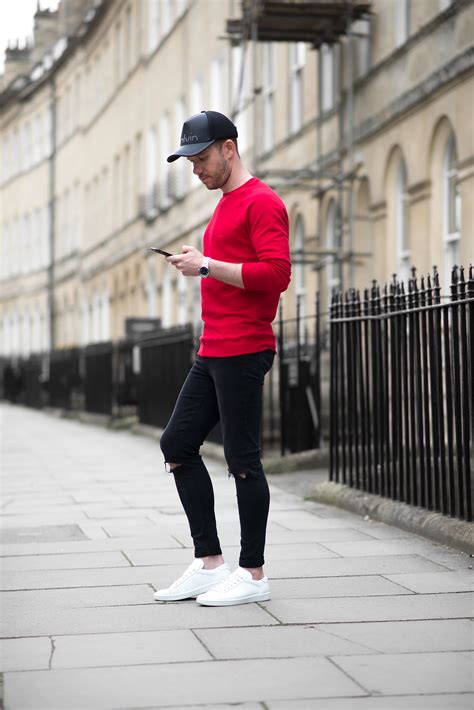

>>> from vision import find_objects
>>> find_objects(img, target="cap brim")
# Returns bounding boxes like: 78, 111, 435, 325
167, 140, 216, 163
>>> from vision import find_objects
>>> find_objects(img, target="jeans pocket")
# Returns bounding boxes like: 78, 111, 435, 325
259, 349, 275, 377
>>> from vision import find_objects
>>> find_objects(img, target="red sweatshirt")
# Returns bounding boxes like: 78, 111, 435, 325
198, 177, 291, 357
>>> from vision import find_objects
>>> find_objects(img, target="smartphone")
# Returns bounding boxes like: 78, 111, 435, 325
149, 247, 173, 257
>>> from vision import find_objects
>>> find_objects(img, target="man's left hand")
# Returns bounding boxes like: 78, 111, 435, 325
167, 245, 203, 276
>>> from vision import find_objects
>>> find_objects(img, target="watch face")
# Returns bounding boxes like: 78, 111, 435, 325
199, 266, 209, 277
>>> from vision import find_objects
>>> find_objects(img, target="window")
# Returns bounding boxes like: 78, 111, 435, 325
123, 146, 131, 222
2, 136, 9, 182
210, 56, 226, 114
159, 113, 172, 208
81, 295, 89, 345
148, 0, 159, 52
394, 0, 409, 48
23, 122, 32, 171
177, 273, 188, 324
34, 114, 42, 164
74, 73, 81, 130
160, 0, 172, 39
115, 21, 122, 85
146, 127, 157, 214
23, 213, 31, 273
443, 134, 461, 292
191, 77, 204, 184
176, 0, 187, 17
395, 160, 410, 282
289, 42, 305, 133
44, 106, 52, 158
134, 133, 143, 214
145, 260, 157, 317
326, 200, 343, 299
174, 98, 187, 198
231, 45, 250, 153
161, 264, 172, 328
294, 215, 306, 343
2, 223, 9, 278
12, 128, 20, 175
124, 5, 132, 75
320, 43, 335, 113
354, 18, 371, 78
101, 290, 110, 341
262, 44, 275, 153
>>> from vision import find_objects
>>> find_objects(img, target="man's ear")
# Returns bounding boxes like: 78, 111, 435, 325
224, 139, 236, 158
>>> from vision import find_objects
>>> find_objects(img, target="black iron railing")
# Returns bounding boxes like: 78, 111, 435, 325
330, 265, 473, 522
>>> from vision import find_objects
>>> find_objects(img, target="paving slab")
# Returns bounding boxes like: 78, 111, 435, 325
268, 574, 413, 599
266, 694, 474, 709
384, 571, 474, 593
3, 657, 366, 709
0, 584, 154, 610
315, 618, 474, 653
0, 524, 88, 544
0, 563, 192, 590
331, 651, 473, 695
265, 592, 474, 624
1, 550, 131, 571
264, 554, 448, 578
0, 637, 52, 672
0, 533, 185, 556
1, 597, 277, 637
194, 624, 374, 659
320, 539, 454, 557
51, 629, 212, 668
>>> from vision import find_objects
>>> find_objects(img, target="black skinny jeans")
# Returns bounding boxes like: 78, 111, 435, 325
160, 349, 274, 568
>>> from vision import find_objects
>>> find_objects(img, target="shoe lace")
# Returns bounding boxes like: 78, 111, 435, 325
209, 570, 245, 594
169, 563, 199, 590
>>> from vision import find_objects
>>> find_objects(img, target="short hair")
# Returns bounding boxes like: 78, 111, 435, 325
215, 137, 239, 156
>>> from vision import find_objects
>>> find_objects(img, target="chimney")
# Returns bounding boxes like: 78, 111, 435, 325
57, 0, 95, 38
30, 7, 61, 65
2, 41, 33, 87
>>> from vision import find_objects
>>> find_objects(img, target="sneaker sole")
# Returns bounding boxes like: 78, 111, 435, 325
154, 578, 230, 602
196, 592, 271, 606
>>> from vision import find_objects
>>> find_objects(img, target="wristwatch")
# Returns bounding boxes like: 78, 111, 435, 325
199, 256, 210, 278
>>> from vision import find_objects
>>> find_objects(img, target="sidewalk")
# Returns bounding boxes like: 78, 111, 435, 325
1, 402, 472, 710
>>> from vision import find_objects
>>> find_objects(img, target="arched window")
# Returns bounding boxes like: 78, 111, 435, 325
395, 160, 410, 282
326, 199, 342, 299
443, 133, 461, 292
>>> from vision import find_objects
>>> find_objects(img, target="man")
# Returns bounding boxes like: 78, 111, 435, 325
154, 110, 291, 606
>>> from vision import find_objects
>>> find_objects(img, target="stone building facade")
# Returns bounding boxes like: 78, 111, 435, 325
0, 0, 472, 357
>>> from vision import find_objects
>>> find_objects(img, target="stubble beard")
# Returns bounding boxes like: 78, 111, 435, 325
204, 154, 232, 191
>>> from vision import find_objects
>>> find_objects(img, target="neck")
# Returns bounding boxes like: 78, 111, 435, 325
221, 161, 253, 194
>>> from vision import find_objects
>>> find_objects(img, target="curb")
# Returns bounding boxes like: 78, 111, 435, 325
311, 480, 474, 555
262, 448, 330, 474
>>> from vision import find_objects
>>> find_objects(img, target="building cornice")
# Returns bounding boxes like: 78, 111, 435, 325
0, 1, 109, 110
353, 0, 472, 92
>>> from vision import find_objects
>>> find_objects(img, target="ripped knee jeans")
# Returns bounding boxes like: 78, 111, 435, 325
160, 350, 274, 568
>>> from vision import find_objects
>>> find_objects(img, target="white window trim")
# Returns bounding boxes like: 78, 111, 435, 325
395, 161, 410, 281
394, 0, 409, 49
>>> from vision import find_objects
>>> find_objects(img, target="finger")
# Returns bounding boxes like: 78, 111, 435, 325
167, 255, 182, 264
181, 245, 194, 253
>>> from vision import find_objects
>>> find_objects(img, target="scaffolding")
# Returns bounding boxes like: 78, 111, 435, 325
226, 0, 373, 289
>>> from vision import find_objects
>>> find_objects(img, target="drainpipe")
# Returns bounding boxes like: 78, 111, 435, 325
47, 75, 56, 351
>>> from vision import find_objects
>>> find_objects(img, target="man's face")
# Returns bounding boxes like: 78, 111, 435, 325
187, 142, 232, 190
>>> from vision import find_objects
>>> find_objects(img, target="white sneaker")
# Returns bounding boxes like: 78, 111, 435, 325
153, 559, 231, 601
196, 567, 270, 606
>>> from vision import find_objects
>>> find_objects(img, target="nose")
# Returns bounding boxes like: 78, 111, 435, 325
192, 164, 201, 176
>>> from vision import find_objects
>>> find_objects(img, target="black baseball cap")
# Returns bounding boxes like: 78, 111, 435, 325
167, 110, 238, 163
